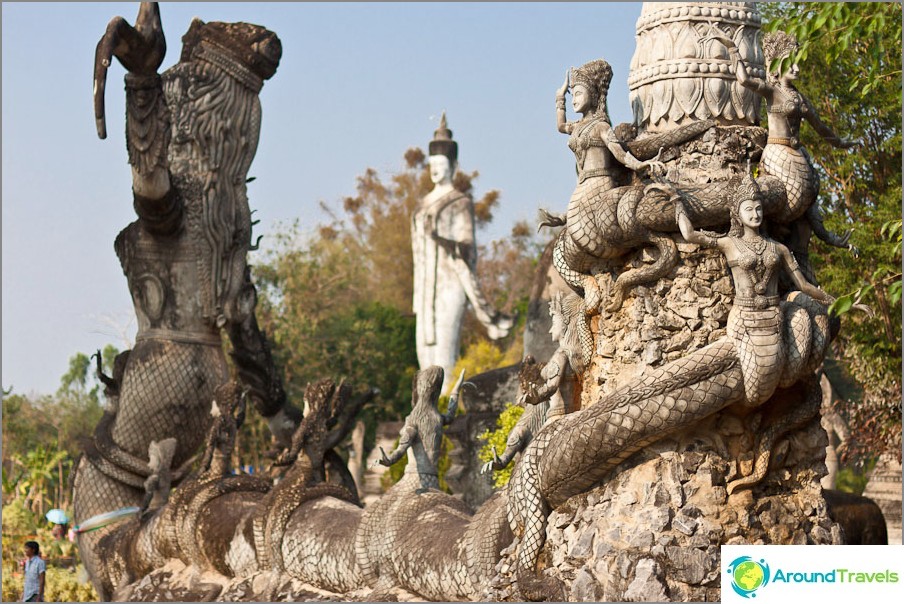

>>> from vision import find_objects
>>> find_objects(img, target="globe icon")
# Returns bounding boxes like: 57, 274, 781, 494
733, 560, 765, 592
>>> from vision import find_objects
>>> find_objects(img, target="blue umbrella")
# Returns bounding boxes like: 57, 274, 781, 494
46, 509, 69, 525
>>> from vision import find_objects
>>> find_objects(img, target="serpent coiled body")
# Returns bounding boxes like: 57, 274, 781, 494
507, 287, 831, 600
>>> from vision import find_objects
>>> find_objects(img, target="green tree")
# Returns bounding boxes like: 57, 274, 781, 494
761, 2, 902, 462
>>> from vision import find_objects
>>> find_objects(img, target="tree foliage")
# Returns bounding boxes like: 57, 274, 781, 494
1, 352, 112, 603
761, 2, 902, 461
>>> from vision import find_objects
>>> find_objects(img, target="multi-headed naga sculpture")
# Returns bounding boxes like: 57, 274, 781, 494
72, 3, 300, 596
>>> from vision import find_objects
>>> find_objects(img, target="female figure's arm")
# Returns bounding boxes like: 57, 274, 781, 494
702, 30, 771, 96
377, 425, 418, 467
441, 370, 467, 425
778, 244, 835, 305
482, 421, 530, 473
519, 351, 567, 406
801, 96, 859, 149
556, 72, 574, 134
676, 202, 721, 248
602, 123, 664, 174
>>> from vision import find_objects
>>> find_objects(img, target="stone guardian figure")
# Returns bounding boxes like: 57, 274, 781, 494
73, 4, 298, 594
411, 113, 513, 391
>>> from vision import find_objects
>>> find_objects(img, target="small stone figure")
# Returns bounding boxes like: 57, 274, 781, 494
818, 370, 850, 490
480, 357, 549, 476
412, 114, 514, 392
702, 28, 859, 277
376, 367, 468, 491
521, 292, 586, 422
141, 438, 177, 512
197, 381, 246, 479
485, 291, 588, 480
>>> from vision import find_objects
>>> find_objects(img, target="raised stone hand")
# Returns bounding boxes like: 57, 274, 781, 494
555, 69, 570, 99
698, 21, 735, 49
94, 2, 166, 139
373, 446, 392, 468
480, 446, 503, 475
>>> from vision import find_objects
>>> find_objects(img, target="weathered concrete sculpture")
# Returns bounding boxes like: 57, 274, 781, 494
545, 57, 721, 314
500, 174, 846, 600
675, 172, 835, 409
702, 27, 859, 279
412, 114, 514, 390
818, 370, 849, 490
73, 3, 872, 602
72, 3, 298, 596
91, 369, 514, 602
482, 290, 587, 479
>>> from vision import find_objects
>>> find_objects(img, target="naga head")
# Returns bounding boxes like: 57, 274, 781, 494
162, 19, 281, 178
571, 59, 613, 121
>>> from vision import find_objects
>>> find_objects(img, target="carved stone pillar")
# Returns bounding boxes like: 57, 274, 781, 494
629, 2, 766, 132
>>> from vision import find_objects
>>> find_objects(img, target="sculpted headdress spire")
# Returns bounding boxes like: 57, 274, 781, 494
428, 111, 458, 163
735, 168, 762, 204
572, 59, 612, 95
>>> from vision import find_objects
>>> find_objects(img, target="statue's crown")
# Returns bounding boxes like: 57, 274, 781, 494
736, 169, 762, 203
428, 111, 458, 163
181, 19, 282, 91
762, 30, 798, 63
573, 59, 613, 94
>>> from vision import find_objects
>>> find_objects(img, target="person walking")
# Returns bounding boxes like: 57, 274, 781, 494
21, 541, 45, 602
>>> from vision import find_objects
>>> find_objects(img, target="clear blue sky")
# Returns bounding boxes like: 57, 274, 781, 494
2, 2, 645, 396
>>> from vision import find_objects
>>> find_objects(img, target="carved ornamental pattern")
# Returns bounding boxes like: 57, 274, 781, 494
629, 2, 765, 131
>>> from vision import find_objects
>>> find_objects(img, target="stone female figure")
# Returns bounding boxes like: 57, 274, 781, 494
703, 28, 859, 278
376, 367, 467, 491
481, 292, 586, 476
676, 172, 841, 407
551, 59, 664, 310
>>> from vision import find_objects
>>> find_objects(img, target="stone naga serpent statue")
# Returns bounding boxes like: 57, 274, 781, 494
547, 55, 857, 314
88, 368, 515, 602
507, 172, 846, 601
72, 4, 301, 596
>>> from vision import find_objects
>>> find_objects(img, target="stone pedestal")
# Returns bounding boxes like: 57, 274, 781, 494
862, 454, 903, 544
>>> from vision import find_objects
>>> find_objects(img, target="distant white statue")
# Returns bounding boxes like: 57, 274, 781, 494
411, 113, 514, 391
